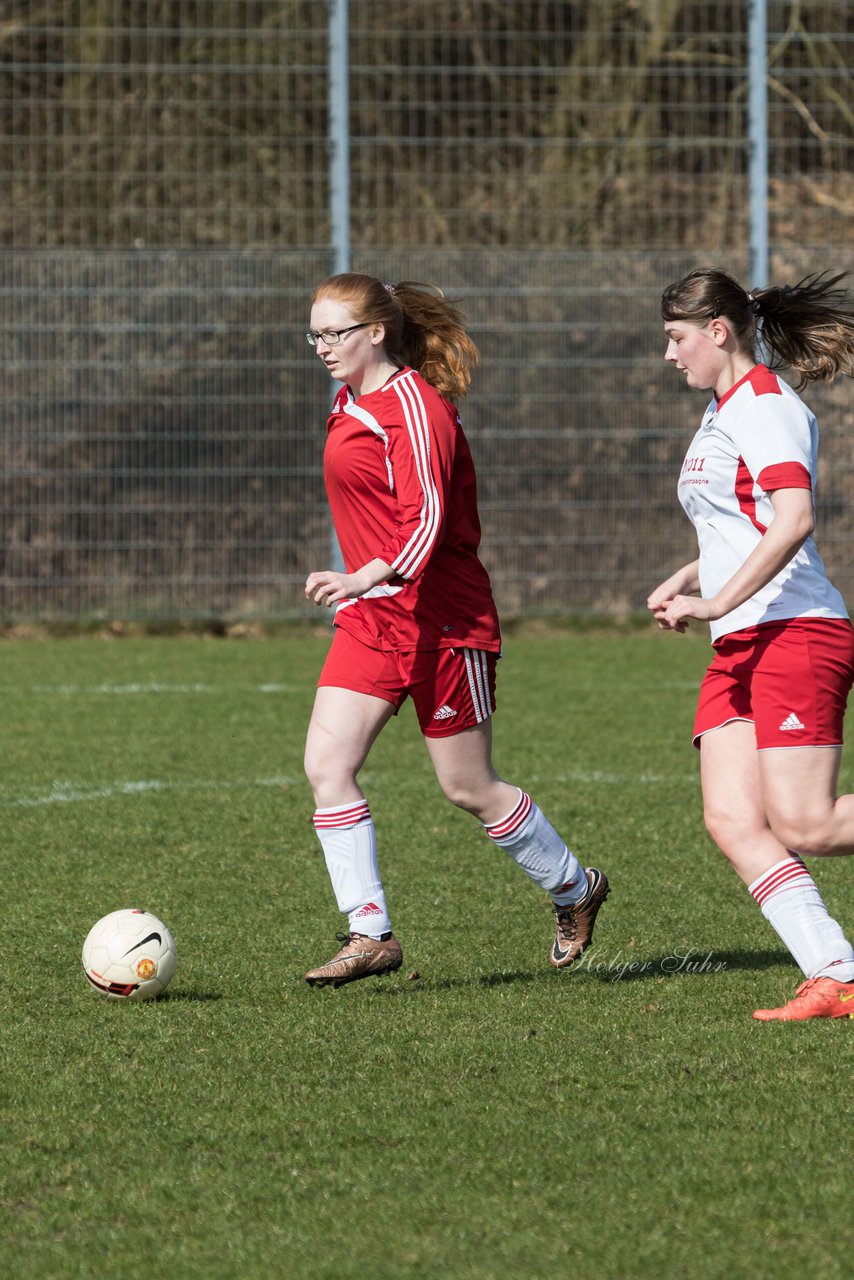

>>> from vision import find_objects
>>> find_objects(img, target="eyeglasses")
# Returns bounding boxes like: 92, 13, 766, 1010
305, 323, 368, 347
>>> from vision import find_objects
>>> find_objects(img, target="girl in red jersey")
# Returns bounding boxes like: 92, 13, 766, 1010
301, 273, 609, 987
648, 267, 854, 1021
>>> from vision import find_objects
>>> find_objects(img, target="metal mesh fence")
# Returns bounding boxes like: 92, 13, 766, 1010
1, 2, 853, 619
0, 249, 328, 617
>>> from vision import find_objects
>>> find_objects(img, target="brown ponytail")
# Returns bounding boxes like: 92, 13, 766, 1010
661, 267, 854, 388
311, 273, 479, 400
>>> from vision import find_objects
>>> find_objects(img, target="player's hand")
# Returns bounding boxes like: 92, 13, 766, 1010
647, 563, 700, 629
648, 597, 689, 633
304, 570, 355, 608
662, 593, 722, 628
647, 580, 692, 632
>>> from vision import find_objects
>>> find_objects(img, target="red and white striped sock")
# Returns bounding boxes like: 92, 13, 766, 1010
749, 855, 854, 981
484, 789, 587, 903
313, 801, 391, 938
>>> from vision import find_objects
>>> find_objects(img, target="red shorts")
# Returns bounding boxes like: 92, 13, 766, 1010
693, 618, 854, 750
318, 626, 499, 738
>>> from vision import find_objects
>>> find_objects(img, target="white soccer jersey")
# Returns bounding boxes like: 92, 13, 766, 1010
677, 364, 848, 642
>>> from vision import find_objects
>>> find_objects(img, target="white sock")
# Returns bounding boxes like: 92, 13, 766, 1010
749, 855, 854, 981
484, 789, 587, 902
313, 801, 392, 938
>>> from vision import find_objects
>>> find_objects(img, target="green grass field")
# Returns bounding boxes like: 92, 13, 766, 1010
1, 626, 851, 1280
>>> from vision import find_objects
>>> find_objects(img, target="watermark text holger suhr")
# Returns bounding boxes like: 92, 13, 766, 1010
571, 947, 727, 982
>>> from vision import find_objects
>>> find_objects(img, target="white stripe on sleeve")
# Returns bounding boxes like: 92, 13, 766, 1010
390, 373, 442, 579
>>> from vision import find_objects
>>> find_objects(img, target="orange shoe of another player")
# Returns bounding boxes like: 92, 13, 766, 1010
753, 975, 854, 1022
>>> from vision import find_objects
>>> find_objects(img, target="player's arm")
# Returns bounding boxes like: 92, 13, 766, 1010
647, 560, 700, 633
662, 489, 814, 627
305, 417, 449, 608
305, 558, 395, 608
374, 400, 451, 581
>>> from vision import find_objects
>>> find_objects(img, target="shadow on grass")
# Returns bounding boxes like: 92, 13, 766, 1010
159, 989, 224, 1002
477, 970, 538, 988
363, 970, 539, 995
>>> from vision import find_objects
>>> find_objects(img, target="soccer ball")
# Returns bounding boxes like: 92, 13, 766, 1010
82, 909, 177, 1001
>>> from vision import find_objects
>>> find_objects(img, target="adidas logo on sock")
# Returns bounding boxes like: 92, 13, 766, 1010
354, 902, 383, 918
779, 712, 806, 732
432, 704, 457, 720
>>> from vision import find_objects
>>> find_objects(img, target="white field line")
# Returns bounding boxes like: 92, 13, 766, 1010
0, 681, 697, 697
0, 768, 697, 810
0, 776, 300, 809
14, 682, 298, 695
553, 770, 698, 785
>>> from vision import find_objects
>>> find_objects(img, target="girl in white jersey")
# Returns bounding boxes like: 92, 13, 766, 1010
300, 273, 609, 988
648, 267, 854, 1021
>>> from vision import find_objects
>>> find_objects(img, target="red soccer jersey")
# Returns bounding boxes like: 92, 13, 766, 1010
323, 366, 501, 653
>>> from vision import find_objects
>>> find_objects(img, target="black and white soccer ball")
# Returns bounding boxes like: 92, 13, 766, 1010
82, 909, 177, 1000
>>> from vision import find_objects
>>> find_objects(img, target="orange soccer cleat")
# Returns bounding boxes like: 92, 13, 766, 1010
753, 975, 854, 1022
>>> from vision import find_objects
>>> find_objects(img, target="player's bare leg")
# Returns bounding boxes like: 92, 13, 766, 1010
759, 743, 854, 856
426, 721, 609, 966
304, 686, 401, 987
700, 722, 854, 1016
304, 685, 395, 809
423, 718, 515, 823
700, 721, 792, 886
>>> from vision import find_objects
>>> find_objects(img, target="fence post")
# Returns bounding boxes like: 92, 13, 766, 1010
748, 0, 768, 289
328, 0, 349, 575
329, 0, 350, 277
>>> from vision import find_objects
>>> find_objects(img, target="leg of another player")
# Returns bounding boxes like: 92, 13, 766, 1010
700, 722, 854, 987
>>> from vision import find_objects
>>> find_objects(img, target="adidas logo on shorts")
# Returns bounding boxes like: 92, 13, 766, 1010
432, 704, 457, 720
779, 712, 806, 732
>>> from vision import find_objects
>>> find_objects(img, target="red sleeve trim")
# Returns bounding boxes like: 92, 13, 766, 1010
757, 462, 812, 493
